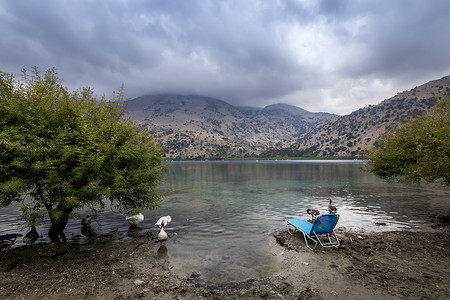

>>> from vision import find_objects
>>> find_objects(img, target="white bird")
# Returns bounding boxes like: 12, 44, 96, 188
328, 198, 338, 213
155, 216, 172, 228
23, 227, 39, 245
126, 213, 144, 227
157, 226, 168, 245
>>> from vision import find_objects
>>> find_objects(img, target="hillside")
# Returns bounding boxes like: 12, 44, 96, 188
125, 76, 450, 159
290, 75, 450, 157
125, 95, 337, 159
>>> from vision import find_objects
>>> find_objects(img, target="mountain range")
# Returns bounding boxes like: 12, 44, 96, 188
125, 75, 450, 159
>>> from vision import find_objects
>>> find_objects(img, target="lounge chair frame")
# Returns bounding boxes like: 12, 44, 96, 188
286, 214, 340, 251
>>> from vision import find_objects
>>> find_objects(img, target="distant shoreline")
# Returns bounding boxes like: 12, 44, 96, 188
164, 157, 365, 162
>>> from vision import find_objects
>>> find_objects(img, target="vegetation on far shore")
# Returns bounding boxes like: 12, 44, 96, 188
165, 156, 362, 161
365, 97, 449, 186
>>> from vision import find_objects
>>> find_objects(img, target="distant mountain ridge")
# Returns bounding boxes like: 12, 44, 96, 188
125, 94, 337, 159
291, 75, 450, 157
125, 76, 450, 159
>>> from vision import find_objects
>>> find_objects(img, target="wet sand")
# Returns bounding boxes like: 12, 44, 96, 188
1, 216, 449, 299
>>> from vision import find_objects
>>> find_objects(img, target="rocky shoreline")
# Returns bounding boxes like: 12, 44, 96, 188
1, 218, 449, 299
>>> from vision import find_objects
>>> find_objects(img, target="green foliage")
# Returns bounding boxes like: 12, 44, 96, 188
0, 67, 165, 229
365, 97, 450, 185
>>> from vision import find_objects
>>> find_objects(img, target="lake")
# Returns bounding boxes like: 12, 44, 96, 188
1, 160, 449, 283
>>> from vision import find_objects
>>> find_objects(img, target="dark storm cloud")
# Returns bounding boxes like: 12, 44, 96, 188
1, 0, 449, 114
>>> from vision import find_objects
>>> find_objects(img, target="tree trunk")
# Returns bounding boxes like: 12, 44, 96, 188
48, 218, 69, 242
48, 207, 72, 243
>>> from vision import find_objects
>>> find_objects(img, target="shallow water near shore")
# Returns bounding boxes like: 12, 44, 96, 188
1, 160, 449, 283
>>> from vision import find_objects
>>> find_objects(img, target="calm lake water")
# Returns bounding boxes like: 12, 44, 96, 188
1, 160, 449, 283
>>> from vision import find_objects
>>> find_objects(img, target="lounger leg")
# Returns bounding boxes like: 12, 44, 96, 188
302, 232, 318, 251
326, 231, 340, 248
314, 232, 340, 248
332, 231, 341, 247
286, 222, 295, 235
327, 234, 333, 244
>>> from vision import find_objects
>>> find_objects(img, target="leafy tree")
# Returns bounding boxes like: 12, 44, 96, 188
0, 67, 165, 242
365, 97, 449, 185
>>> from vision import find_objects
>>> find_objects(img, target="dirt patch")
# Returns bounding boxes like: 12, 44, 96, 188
1, 218, 449, 300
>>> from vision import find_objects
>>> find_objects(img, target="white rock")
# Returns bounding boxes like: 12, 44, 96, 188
133, 279, 145, 286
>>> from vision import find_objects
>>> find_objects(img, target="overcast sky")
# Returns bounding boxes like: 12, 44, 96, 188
1, 0, 449, 115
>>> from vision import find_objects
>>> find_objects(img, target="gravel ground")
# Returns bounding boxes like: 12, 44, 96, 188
1, 217, 449, 299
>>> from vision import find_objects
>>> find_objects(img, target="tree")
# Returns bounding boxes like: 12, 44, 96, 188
365, 97, 450, 185
0, 67, 165, 242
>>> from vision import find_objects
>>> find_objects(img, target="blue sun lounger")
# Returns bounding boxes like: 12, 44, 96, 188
286, 214, 340, 251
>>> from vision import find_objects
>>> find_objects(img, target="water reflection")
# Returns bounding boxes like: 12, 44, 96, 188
1, 160, 449, 283
156, 245, 168, 259
127, 226, 143, 237
81, 225, 94, 237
